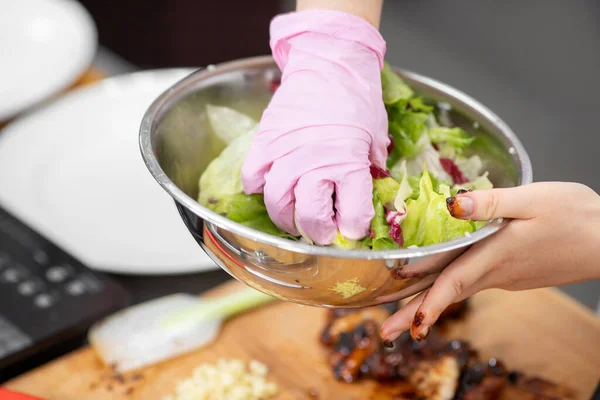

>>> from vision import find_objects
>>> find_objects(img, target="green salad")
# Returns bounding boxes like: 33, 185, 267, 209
198, 63, 494, 250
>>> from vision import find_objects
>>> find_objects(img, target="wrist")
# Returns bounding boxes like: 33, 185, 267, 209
270, 9, 386, 71
296, 0, 383, 28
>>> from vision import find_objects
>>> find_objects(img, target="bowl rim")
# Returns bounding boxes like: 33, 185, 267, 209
139, 55, 533, 260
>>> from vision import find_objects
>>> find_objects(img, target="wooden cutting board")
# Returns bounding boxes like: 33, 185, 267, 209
3, 281, 600, 400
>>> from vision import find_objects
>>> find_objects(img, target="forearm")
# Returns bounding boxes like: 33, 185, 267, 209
296, 0, 383, 28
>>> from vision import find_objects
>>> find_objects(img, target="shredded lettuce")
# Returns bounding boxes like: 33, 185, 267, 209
468, 135, 511, 166
373, 176, 400, 206
402, 168, 474, 247
332, 232, 369, 250
206, 104, 257, 145
390, 160, 413, 211
198, 126, 257, 206
401, 134, 452, 184
208, 192, 265, 222
360, 235, 373, 248
429, 126, 475, 152
388, 107, 428, 159
470, 220, 489, 231
381, 62, 414, 104
371, 192, 399, 250
385, 95, 434, 167
239, 210, 298, 239
198, 126, 295, 239
407, 97, 434, 113
453, 172, 494, 192
455, 155, 484, 181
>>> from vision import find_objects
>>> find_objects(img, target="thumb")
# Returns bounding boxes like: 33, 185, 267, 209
446, 184, 542, 221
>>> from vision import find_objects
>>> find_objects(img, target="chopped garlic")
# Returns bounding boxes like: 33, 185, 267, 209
163, 358, 277, 400
330, 278, 366, 298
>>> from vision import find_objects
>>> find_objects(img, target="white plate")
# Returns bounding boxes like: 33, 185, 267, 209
0, 0, 97, 121
0, 69, 219, 275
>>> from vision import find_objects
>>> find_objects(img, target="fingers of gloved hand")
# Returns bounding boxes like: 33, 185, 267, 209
381, 244, 494, 342
241, 144, 269, 195
294, 170, 337, 245
368, 108, 390, 169
262, 161, 299, 236
260, 139, 365, 238
258, 128, 373, 239
379, 291, 426, 343
447, 183, 550, 221
334, 167, 375, 240
243, 124, 369, 196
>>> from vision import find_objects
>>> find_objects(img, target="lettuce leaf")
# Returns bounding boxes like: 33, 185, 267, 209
470, 220, 489, 231
453, 172, 494, 192
205, 192, 296, 239
332, 232, 369, 250
373, 176, 400, 206
382, 63, 434, 167
369, 171, 403, 250
455, 155, 484, 181
198, 125, 296, 239
381, 62, 414, 105
208, 192, 265, 222
198, 126, 257, 206
404, 172, 442, 201
360, 235, 373, 248
429, 126, 474, 152
408, 97, 434, 113
390, 160, 413, 210
385, 99, 434, 167
206, 104, 258, 145
402, 134, 452, 184
388, 108, 428, 160
371, 191, 400, 250
402, 168, 474, 247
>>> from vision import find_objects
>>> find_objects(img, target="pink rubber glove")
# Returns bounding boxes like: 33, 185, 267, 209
241, 10, 388, 245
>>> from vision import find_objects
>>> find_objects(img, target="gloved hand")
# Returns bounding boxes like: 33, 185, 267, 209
241, 10, 389, 245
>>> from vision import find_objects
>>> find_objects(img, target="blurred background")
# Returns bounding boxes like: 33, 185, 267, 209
79, 0, 600, 310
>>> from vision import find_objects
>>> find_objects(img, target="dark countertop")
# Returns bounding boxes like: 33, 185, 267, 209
97, 0, 600, 312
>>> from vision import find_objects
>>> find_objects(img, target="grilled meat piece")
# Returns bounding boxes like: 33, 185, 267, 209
410, 356, 460, 400
454, 360, 507, 400
462, 376, 505, 400
328, 307, 391, 343
330, 320, 381, 383
321, 306, 393, 346
321, 304, 574, 400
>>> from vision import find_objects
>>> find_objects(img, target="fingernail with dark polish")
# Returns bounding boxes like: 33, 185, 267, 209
413, 312, 425, 327
382, 340, 394, 348
446, 196, 474, 218
413, 326, 430, 342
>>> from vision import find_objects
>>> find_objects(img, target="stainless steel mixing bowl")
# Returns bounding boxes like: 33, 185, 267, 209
140, 56, 532, 307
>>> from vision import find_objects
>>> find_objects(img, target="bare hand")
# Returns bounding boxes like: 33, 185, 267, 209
380, 182, 600, 342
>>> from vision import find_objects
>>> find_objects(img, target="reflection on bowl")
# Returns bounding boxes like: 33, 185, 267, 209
139, 56, 532, 308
